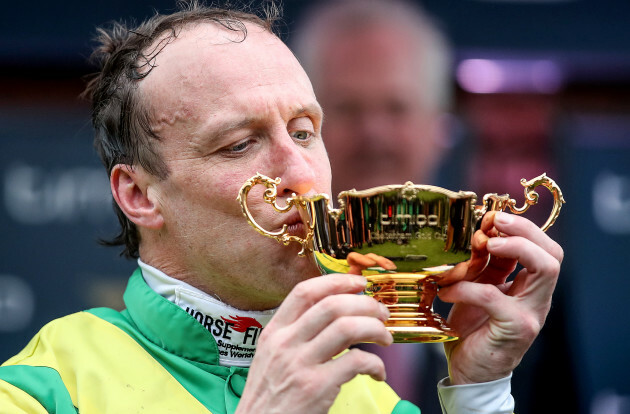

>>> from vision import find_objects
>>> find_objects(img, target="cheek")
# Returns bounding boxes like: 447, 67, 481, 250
162, 168, 241, 223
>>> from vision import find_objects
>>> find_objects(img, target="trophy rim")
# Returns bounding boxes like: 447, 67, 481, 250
338, 182, 477, 200
291, 183, 477, 205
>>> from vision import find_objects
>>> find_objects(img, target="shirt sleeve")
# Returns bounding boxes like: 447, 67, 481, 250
437, 374, 514, 414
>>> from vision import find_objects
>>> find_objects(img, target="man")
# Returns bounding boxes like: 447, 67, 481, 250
291, 1, 455, 410
0, 2, 563, 413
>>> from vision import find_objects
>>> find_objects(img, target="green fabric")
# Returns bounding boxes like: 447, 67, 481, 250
393, 399, 422, 414
87, 269, 249, 413
3, 267, 421, 413
0, 365, 78, 414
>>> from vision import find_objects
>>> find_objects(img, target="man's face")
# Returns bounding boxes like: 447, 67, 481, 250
138, 23, 331, 309
312, 24, 444, 196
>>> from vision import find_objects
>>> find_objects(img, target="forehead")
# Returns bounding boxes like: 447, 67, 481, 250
313, 23, 424, 93
139, 22, 315, 121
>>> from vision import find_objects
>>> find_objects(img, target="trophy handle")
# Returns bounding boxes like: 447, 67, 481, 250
236, 173, 313, 256
481, 173, 566, 232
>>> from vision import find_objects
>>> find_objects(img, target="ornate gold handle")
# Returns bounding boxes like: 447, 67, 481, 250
236, 173, 313, 256
481, 173, 566, 232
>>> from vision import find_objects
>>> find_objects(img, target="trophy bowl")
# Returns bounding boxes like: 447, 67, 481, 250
238, 173, 564, 343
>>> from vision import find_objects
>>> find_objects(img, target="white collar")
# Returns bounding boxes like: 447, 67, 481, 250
138, 259, 276, 367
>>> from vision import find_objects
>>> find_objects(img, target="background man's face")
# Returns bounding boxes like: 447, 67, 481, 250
312, 23, 445, 196
137, 23, 332, 309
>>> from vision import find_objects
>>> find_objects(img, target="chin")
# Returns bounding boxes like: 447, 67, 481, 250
257, 236, 322, 284
279, 256, 321, 288
291, 256, 322, 279
261, 267, 320, 306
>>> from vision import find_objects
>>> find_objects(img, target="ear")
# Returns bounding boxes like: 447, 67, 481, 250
110, 164, 164, 230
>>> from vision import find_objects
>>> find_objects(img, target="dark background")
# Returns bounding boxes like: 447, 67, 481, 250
2, 1, 630, 413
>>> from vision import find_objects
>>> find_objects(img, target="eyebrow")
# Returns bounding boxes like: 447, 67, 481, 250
294, 103, 324, 132
214, 103, 323, 138
295, 103, 323, 119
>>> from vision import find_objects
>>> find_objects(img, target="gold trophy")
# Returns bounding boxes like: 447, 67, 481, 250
238, 173, 564, 343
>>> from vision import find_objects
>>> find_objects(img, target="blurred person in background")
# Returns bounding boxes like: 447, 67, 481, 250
292, 0, 454, 198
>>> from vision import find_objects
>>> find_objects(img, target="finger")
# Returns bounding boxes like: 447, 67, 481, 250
470, 218, 518, 286
487, 235, 560, 305
475, 211, 561, 286
293, 294, 390, 344
487, 235, 560, 284
480, 210, 501, 236
270, 274, 367, 328
323, 347, 387, 382
491, 212, 564, 264
438, 230, 490, 286
473, 254, 517, 286
439, 280, 518, 326
309, 318, 393, 364
441, 279, 544, 347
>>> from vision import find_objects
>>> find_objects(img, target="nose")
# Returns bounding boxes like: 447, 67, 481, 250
357, 108, 392, 148
269, 136, 318, 197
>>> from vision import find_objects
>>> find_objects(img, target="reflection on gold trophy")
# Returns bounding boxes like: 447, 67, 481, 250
238, 173, 565, 343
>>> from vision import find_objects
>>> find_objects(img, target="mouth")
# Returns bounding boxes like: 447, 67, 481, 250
279, 213, 307, 238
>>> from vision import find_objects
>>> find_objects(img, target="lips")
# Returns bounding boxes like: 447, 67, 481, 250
278, 212, 306, 238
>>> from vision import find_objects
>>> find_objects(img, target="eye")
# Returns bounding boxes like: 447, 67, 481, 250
230, 140, 250, 152
288, 116, 317, 144
222, 138, 254, 155
291, 130, 311, 141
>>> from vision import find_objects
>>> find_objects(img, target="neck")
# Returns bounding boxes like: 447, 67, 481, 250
139, 260, 277, 367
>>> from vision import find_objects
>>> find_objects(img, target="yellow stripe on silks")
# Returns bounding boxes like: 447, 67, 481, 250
328, 350, 401, 414
0, 378, 49, 414
315, 252, 351, 274
331, 373, 401, 414
3, 312, 210, 414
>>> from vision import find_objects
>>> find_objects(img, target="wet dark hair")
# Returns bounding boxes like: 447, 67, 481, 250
83, 0, 281, 258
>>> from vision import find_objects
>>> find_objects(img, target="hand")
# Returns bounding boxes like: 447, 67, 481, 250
236, 274, 393, 414
437, 211, 563, 385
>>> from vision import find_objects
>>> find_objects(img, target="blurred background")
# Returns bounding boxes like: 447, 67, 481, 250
1, 0, 629, 412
